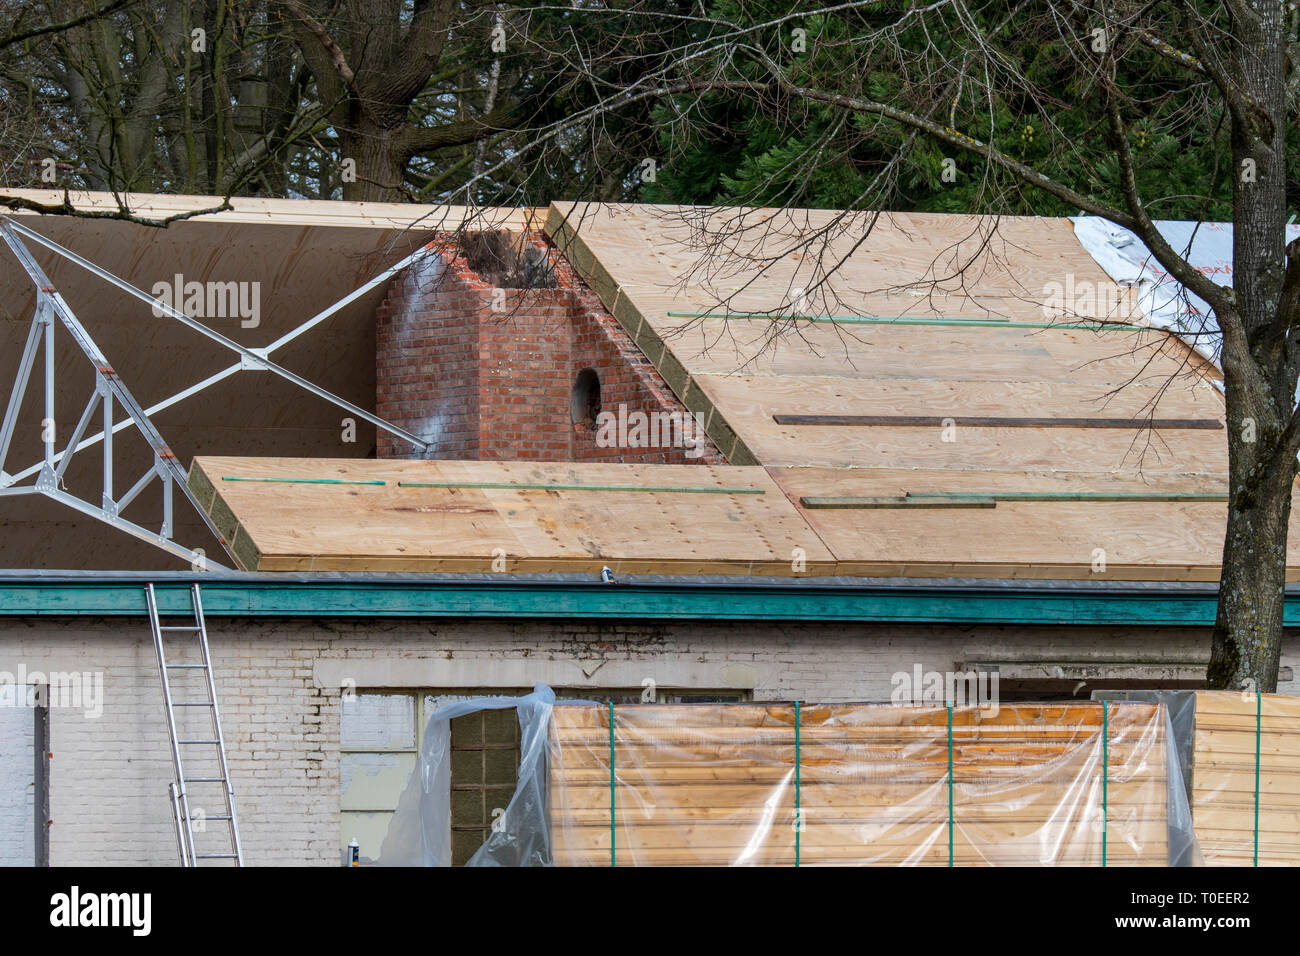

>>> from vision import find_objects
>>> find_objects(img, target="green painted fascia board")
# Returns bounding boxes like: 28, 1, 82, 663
0, 580, 1277, 626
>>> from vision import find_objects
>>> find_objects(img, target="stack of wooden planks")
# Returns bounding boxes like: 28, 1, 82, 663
1191, 691, 1300, 866
548, 701, 1169, 866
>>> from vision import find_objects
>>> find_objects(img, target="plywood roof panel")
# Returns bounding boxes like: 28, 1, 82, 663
545, 204, 1219, 463
768, 467, 1300, 581
5, 196, 1265, 580
191, 453, 1300, 581
693, 374, 1228, 471
539, 202, 1258, 580
189, 457, 835, 574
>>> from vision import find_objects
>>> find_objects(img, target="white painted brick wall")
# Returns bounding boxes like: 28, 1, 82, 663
0, 701, 34, 866
0, 616, 1295, 866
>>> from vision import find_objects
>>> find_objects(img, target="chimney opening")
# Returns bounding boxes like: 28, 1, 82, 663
571, 368, 602, 427
458, 230, 556, 289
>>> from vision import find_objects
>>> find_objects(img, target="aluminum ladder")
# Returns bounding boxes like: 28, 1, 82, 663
145, 583, 244, 866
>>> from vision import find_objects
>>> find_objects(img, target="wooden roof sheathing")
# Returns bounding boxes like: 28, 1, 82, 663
767, 467, 1300, 581
695, 375, 1229, 475
543, 203, 1225, 469
189, 454, 1300, 581
11, 194, 1288, 580
542, 202, 1300, 581
188, 457, 835, 574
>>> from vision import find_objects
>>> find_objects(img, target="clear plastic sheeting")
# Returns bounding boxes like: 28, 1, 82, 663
379, 689, 1204, 866
1093, 688, 1201, 867
1071, 216, 1300, 398
1096, 690, 1300, 866
548, 700, 1195, 866
377, 684, 558, 867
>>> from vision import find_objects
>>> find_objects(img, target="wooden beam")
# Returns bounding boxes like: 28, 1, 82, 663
1192, 692, 1300, 866
803, 496, 997, 510
801, 491, 1230, 509
550, 701, 1169, 866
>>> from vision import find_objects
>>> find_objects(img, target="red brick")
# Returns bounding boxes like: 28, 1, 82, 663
374, 232, 724, 464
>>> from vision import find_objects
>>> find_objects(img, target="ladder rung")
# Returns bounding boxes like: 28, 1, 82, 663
184, 777, 230, 783
197, 815, 232, 822
173, 702, 213, 707
160, 626, 201, 631
167, 664, 208, 669
178, 739, 220, 745
195, 853, 239, 859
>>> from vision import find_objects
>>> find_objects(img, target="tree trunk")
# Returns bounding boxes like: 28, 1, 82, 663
1209, 428, 1295, 692
340, 124, 407, 202
1207, 0, 1292, 692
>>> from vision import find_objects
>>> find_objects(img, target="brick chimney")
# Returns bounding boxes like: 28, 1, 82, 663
375, 231, 723, 463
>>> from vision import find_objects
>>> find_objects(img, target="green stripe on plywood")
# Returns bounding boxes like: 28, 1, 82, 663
940, 491, 1227, 502
803, 496, 998, 510
665, 312, 1150, 331
772, 414, 1223, 430
221, 476, 387, 486
397, 480, 764, 495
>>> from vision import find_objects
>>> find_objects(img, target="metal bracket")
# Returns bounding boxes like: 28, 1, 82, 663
33, 465, 56, 493
239, 348, 270, 371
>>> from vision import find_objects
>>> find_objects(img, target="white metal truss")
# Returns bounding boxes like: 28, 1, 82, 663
0, 216, 438, 567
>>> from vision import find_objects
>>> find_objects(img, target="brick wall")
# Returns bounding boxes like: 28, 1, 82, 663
0, 702, 34, 865
2, 616, 1296, 865
375, 254, 481, 459
374, 234, 724, 463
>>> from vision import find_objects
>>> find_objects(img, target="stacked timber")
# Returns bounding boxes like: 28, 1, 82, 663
548, 701, 1169, 866
1191, 691, 1300, 866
